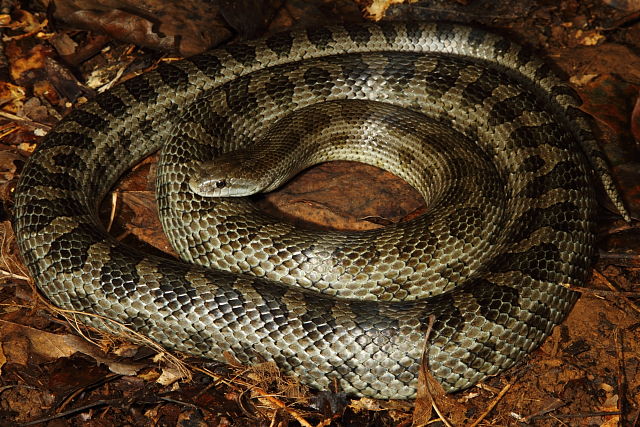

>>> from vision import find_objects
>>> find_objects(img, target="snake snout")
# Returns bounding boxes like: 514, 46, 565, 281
189, 171, 263, 197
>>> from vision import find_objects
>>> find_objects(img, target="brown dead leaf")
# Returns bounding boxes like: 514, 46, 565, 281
412, 315, 468, 426
113, 190, 176, 255
64, 334, 144, 376
0, 344, 6, 374
602, 0, 640, 11
574, 29, 606, 46
33, 75, 62, 107
412, 316, 440, 426
413, 361, 452, 426
365, 0, 417, 20
137, 367, 161, 382
0, 320, 146, 376
0, 319, 79, 361
0, 81, 26, 109
48, 32, 79, 57
258, 161, 424, 231
2, 334, 29, 366
6, 9, 46, 34
0, 149, 23, 182
7, 44, 51, 84
22, 97, 52, 124
631, 91, 640, 143
49, 0, 231, 55
156, 366, 183, 386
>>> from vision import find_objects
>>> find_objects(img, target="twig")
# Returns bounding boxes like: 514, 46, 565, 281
0, 110, 51, 131
527, 410, 622, 422
248, 385, 313, 427
0, 122, 19, 139
614, 328, 627, 423
598, 251, 640, 267
565, 284, 640, 297
592, 269, 640, 314
57, 373, 121, 413
160, 396, 210, 412
469, 381, 513, 427
0, 268, 30, 281
106, 192, 118, 232
520, 398, 566, 424
0, 384, 38, 394
19, 399, 119, 426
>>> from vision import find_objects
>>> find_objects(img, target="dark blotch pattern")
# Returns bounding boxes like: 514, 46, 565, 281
225, 43, 257, 66
422, 57, 460, 97
520, 155, 545, 172
123, 77, 158, 104
17, 196, 87, 235
99, 249, 145, 298
224, 77, 256, 113
95, 92, 128, 117
446, 208, 486, 240
17, 161, 81, 193
303, 67, 333, 97
510, 123, 569, 148
516, 47, 534, 67
265, 31, 293, 57
69, 110, 109, 132
157, 63, 190, 90
265, 73, 295, 106
345, 23, 372, 45
379, 21, 399, 44
52, 152, 86, 170
44, 131, 94, 149
492, 243, 564, 282
461, 68, 499, 106
382, 52, 417, 85
492, 38, 511, 56
306, 27, 334, 50
188, 53, 223, 78
521, 161, 586, 198
468, 280, 520, 323
467, 28, 487, 47
489, 92, 539, 126
44, 223, 103, 278
506, 202, 582, 244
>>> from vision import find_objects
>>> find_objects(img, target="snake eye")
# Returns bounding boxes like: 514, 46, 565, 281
216, 180, 226, 189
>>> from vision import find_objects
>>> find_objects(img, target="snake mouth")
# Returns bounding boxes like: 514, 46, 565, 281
189, 175, 264, 197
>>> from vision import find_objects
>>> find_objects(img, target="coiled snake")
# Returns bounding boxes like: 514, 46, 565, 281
13, 22, 627, 399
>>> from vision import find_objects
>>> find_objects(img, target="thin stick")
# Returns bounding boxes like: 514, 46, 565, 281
249, 385, 313, 427
528, 410, 622, 421
614, 328, 627, 423
106, 192, 118, 232
593, 269, 640, 314
20, 400, 117, 426
469, 381, 513, 427
0, 268, 30, 281
566, 284, 640, 298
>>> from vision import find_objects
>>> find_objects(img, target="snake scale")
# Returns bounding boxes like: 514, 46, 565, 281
13, 22, 627, 399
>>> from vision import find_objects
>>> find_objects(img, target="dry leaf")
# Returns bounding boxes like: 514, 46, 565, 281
156, 366, 183, 386
0, 320, 78, 358
0, 345, 6, 375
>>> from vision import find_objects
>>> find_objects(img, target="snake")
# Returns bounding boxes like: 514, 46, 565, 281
13, 22, 628, 399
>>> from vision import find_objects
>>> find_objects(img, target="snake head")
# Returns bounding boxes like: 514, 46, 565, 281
189, 151, 267, 197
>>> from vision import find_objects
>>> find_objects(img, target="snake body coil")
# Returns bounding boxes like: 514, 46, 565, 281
14, 22, 621, 399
